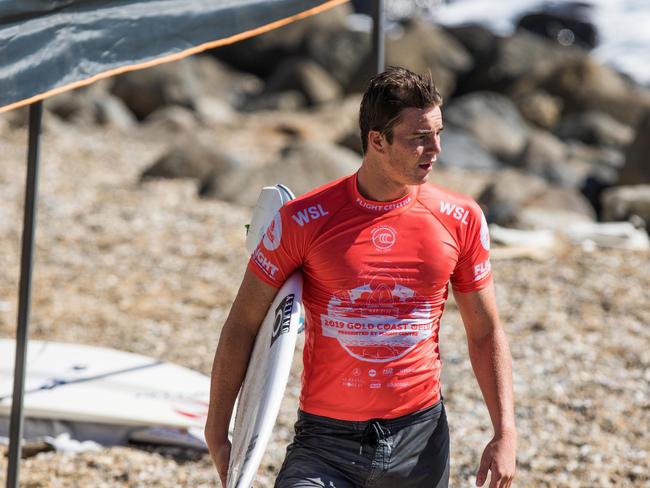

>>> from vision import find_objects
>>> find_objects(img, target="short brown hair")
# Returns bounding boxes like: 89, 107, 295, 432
359, 66, 442, 153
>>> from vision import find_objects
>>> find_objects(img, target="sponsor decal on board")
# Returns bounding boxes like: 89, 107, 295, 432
271, 294, 294, 347
263, 212, 282, 251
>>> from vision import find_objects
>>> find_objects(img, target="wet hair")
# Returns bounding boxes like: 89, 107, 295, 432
359, 66, 442, 153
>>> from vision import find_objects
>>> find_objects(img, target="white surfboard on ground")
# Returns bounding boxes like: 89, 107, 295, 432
0, 339, 210, 449
227, 185, 303, 488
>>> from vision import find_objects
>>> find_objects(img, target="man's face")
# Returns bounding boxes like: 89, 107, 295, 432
379, 105, 443, 187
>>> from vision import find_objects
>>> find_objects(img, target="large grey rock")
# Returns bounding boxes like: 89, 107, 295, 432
212, 3, 351, 77
518, 130, 615, 190
437, 127, 502, 171
347, 19, 473, 97
520, 130, 575, 184
455, 30, 583, 95
445, 92, 530, 163
94, 96, 137, 129
555, 111, 635, 147
516, 206, 595, 231
444, 24, 499, 69
243, 91, 308, 112
204, 140, 360, 206
195, 96, 237, 126
477, 169, 549, 225
512, 186, 597, 230
306, 27, 371, 91
543, 58, 650, 127
618, 111, 650, 185
565, 142, 625, 171
141, 132, 245, 183
191, 56, 262, 108
264, 58, 342, 106
111, 60, 200, 120
601, 185, 650, 227
143, 106, 201, 133
516, 1, 598, 49
386, 19, 472, 97
111, 57, 257, 120
514, 90, 563, 130
525, 186, 596, 219
44, 90, 97, 124
44, 82, 131, 128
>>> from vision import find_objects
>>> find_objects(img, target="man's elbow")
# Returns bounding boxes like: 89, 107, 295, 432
466, 323, 507, 350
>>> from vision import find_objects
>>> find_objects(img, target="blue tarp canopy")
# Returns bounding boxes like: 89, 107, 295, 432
0, 0, 346, 112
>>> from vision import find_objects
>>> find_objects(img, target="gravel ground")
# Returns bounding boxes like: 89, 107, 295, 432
0, 121, 648, 487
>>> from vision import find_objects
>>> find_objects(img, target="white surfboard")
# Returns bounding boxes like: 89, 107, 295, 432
0, 340, 209, 448
228, 185, 303, 488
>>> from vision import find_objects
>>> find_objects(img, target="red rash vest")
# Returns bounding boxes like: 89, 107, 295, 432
248, 174, 492, 421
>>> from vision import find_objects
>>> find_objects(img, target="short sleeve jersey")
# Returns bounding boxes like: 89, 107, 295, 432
248, 174, 492, 421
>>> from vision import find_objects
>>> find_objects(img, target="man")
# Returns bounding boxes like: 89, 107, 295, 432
205, 67, 516, 488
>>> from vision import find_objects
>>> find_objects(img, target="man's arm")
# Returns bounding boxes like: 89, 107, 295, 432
453, 282, 516, 488
204, 268, 279, 487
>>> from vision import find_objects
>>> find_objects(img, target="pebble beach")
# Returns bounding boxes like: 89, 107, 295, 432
1, 119, 648, 487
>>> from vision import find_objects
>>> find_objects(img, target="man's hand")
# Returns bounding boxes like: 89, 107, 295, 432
476, 431, 517, 488
209, 439, 232, 487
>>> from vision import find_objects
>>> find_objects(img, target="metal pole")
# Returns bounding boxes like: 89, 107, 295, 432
6, 101, 43, 488
371, 0, 385, 74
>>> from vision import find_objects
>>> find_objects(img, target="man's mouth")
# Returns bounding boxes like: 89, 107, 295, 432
418, 162, 433, 170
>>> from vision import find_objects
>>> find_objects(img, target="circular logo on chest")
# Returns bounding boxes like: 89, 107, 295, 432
371, 226, 396, 251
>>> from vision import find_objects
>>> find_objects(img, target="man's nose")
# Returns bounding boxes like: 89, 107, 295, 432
426, 136, 441, 154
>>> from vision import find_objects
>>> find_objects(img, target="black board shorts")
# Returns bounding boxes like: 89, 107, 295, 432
275, 400, 449, 488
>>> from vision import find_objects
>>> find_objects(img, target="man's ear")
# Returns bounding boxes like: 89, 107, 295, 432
368, 130, 385, 153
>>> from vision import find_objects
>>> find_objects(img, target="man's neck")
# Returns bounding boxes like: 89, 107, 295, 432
357, 161, 412, 202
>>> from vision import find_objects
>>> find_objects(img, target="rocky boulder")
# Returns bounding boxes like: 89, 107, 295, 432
444, 92, 529, 164
93, 96, 137, 129
111, 60, 201, 120
516, 1, 598, 49
513, 90, 563, 130
436, 127, 502, 171
263, 58, 343, 106
142, 106, 202, 134
305, 27, 371, 91
141, 132, 246, 185
542, 58, 650, 127
477, 169, 549, 225
601, 185, 650, 228
212, 3, 351, 78
523, 186, 596, 220
444, 24, 499, 68
618, 111, 650, 185
509, 187, 597, 231
453, 29, 583, 95
203, 140, 360, 206
42, 81, 135, 129
191, 56, 262, 108
555, 111, 635, 147
347, 19, 473, 97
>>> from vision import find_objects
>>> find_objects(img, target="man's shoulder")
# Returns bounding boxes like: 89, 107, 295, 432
285, 175, 349, 210
281, 174, 351, 228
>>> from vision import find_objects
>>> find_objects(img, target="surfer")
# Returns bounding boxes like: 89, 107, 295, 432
206, 66, 516, 488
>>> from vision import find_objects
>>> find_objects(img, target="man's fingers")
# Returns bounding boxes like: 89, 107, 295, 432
488, 469, 500, 488
476, 451, 491, 486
